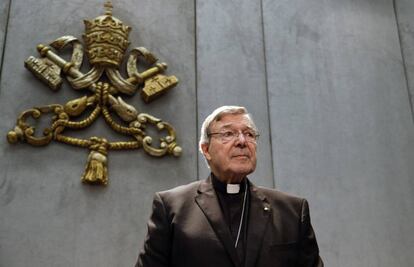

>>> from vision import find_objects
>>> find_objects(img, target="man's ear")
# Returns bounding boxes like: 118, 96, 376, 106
201, 143, 212, 161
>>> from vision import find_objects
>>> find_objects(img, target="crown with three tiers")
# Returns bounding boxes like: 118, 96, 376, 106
83, 1, 131, 67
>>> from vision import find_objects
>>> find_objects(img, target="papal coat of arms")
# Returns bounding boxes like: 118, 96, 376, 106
7, 2, 182, 185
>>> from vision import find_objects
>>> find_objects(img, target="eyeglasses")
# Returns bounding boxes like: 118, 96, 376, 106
208, 130, 259, 143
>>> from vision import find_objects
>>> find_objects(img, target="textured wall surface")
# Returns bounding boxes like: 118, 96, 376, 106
263, 0, 414, 266
0, 0, 413, 266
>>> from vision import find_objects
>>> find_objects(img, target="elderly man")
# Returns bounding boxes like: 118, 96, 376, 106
136, 106, 323, 267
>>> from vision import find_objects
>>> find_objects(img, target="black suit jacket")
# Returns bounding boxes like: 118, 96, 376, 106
136, 177, 323, 267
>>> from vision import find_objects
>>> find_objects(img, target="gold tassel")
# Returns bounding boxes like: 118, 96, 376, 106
81, 138, 109, 185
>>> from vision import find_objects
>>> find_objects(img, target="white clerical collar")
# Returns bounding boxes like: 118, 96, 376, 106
226, 184, 240, 194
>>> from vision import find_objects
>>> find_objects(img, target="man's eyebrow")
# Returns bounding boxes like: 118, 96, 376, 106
219, 124, 233, 129
218, 123, 253, 130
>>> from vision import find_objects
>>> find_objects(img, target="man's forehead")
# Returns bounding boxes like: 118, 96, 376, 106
211, 114, 253, 129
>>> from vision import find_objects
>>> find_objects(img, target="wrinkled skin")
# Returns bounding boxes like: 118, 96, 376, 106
201, 114, 257, 183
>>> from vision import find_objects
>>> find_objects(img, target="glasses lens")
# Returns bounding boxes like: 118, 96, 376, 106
218, 131, 258, 143
221, 131, 235, 142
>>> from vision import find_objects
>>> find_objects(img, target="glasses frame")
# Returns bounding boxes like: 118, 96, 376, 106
207, 130, 260, 144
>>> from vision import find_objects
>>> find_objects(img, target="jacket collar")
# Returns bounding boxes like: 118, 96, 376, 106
195, 176, 241, 266
244, 181, 271, 267
195, 176, 271, 267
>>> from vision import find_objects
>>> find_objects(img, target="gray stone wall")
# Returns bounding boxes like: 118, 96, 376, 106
0, 0, 413, 266
264, 0, 414, 266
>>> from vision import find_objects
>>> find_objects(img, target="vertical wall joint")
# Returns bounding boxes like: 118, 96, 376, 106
393, 0, 414, 122
0, 0, 12, 87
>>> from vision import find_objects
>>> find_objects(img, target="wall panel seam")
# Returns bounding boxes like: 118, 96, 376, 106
195, 0, 200, 181
0, 0, 12, 91
393, 0, 414, 122
260, 0, 275, 188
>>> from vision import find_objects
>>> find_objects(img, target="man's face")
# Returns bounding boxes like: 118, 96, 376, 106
201, 113, 257, 183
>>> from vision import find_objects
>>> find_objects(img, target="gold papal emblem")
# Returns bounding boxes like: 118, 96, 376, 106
7, 2, 182, 185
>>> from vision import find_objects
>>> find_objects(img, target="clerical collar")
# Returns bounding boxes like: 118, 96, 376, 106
211, 173, 246, 194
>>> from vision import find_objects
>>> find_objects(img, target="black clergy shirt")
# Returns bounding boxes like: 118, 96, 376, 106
211, 174, 250, 265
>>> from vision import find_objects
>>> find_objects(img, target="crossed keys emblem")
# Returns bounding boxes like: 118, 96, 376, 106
6, 2, 182, 185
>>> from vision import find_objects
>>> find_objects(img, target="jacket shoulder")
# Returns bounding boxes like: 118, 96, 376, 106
255, 186, 306, 214
156, 180, 202, 207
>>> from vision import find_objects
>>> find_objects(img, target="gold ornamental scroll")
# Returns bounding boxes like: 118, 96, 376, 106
7, 1, 181, 186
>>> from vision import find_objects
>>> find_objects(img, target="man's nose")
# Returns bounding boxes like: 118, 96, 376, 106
234, 132, 247, 146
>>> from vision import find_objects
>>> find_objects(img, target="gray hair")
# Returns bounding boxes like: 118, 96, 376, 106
198, 105, 258, 155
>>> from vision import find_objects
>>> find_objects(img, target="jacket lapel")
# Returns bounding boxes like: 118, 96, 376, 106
244, 182, 271, 267
195, 177, 241, 267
